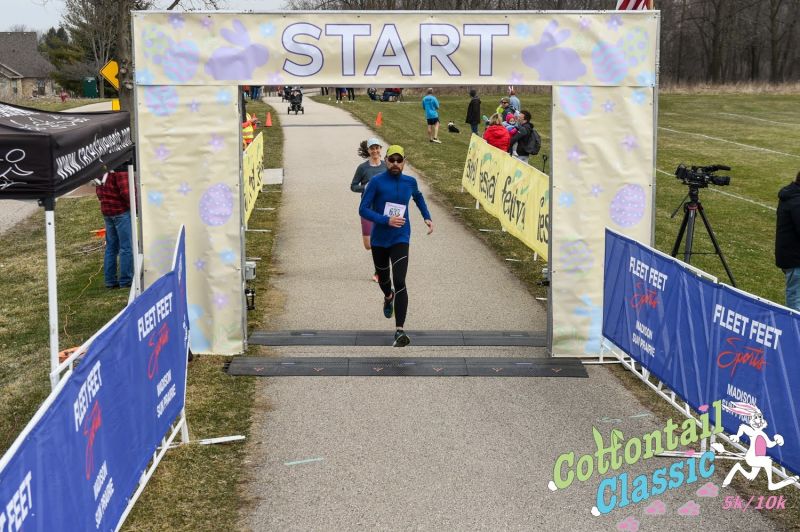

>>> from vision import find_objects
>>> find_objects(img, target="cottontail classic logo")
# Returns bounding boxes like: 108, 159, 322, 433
549, 400, 798, 517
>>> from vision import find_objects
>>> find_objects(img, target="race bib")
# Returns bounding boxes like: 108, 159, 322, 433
383, 202, 406, 218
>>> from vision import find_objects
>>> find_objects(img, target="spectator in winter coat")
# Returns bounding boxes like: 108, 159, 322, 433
483, 113, 511, 152
509, 110, 535, 164
775, 170, 800, 311
503, 113, 518, 136
465, 89, 481, 134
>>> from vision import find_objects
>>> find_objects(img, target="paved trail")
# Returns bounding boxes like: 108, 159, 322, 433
239, 96, 771, 531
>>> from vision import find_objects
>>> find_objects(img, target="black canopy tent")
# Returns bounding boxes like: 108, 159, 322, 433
0, 102, 133, 199
0, 101, 135, 386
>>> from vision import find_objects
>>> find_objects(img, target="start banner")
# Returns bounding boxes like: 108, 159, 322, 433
603, 229, 800, 475
0, 228, 189, 531
461, 134, 549, 259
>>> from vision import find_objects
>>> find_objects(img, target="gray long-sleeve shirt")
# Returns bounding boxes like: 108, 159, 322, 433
350, 160, 387, 193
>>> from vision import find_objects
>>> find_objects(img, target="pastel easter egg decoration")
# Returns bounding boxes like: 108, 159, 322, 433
620, 27, 649, 68
143, 85, 179, 116
610, 184, 646, 228
558, 86, 593, 117
141, 26, 171, 59
199, 183, 234, 226
560, 239, 593, 274
162, 40, 201, 82
592, 40, 628, 84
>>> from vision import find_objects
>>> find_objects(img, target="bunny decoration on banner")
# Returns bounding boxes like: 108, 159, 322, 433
521, 20, 587, 82
720, 402, 799, 490
205, 20, 269, 80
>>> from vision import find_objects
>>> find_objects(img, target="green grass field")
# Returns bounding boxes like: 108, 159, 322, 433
2, 92, 798, 530
315, 91, 800, 305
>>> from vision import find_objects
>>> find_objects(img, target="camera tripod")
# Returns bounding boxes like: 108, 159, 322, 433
670, 185, 736, 286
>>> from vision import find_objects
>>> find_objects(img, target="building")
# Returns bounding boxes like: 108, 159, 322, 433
0, 32, 55, 100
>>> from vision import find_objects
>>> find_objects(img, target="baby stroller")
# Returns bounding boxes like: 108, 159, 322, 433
287, 88, 304, 114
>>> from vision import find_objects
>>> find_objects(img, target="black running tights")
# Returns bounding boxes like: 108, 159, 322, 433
371, 243, 409, 328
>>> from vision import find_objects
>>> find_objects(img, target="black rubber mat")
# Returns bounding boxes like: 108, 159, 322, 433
248, 330, 546, 347
226, 357, 587, 378
226, 357, 348, 376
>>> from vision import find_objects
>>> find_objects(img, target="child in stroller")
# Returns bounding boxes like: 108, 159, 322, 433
287, 87, 304, 114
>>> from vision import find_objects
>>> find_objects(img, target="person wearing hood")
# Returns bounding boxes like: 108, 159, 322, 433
359, 145, 433, 347
465, 89, 481, 135
775, 170, 800, 311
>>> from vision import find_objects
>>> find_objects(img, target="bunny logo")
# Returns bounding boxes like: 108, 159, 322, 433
205, 20, 269, 80
717, 402, 799, 490
521, 20, 586, 82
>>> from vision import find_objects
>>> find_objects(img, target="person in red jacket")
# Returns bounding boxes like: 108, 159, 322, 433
95, 167, 133, 288
483, 113, 510, 152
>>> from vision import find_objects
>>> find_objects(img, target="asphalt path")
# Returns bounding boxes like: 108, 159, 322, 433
241, 97, 771, 531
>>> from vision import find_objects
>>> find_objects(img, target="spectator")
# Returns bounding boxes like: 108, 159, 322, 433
465, 89, 481, 135
503, 113, 518, 136
775, 170, 800, 311
336, 87, 346, 103
421, 88, 441, 144
483, 113, 510, 152
509, 88, 521, 114
59, 89, 67, 103
496, 97, 511, 117
367, 87, 378, 101
382, 88, 401, 101
508, 110, 535, 164
347, 87, 355, 102
95, 165, 133, 289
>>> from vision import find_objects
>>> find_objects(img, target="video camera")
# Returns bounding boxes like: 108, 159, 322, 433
675, 164, 731, 188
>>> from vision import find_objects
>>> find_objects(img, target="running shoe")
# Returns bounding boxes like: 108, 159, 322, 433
431, 138, 442, 144
383, 291, 394, 319
393, 330, 411, 347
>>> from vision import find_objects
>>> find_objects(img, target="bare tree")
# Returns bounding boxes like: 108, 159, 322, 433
63, 0, 119, 98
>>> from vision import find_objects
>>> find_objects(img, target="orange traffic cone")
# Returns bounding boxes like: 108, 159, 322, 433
375, 112, 383, 127
266, 112, 273, 127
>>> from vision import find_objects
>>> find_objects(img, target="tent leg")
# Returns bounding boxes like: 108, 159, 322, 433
45, 201, 59, 388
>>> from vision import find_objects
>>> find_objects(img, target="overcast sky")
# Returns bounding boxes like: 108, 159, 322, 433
4, 0, 288, 33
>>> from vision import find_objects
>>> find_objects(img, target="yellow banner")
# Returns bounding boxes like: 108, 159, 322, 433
243, 131, 264, 225
461, 134, 549, 259
497, 157, 549, 258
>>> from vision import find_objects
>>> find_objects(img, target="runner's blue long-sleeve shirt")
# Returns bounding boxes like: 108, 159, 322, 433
358, 170, 432, 247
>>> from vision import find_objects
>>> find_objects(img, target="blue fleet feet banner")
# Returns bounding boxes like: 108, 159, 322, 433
603, 229, 800, 476
0, 228, 189, 531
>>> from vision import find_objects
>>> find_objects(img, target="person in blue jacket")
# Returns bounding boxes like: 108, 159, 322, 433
421, 88, 441, 144
359, 145, 433, 347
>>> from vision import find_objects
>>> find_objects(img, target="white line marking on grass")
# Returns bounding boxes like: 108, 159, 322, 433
656, 168, 776, 212
719, 112, 800, 127
659, 127, 800, 159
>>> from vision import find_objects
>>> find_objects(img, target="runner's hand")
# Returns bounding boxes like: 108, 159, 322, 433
425, 219, 433, 235
388, 216, 405, 227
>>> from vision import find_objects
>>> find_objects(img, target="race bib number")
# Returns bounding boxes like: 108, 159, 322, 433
383, 202, 406, 218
